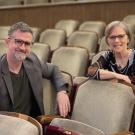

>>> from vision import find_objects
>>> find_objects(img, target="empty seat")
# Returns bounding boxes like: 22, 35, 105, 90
0, 0, 23, 6
31, 27, 42, 42
0, 111, 42, 135
31, 43, 50, 63
79, 21, 106, 39
0, 40, 7, 55
71, 80, 135, 134
54, 19, 79, 37
0, 26, 10, 40
67, 31, 98, 56
51, 47, 89, 77
123, 15, 135, 27
24, 0, 48, 4
39, 29, 66, 51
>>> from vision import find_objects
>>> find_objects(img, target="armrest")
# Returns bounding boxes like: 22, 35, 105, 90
110, 131, 134, 135
36, 115, 61, 125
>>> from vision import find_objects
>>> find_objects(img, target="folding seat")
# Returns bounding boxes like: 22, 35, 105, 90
123, 15, 135, 27
45, 80, 135, 135
0, 40, 7, 55
42, 76, 73, 115
31, 27, 42, 42
0, 111, 42, 135
31, 43, 50, 63
67, 31, 98, 57
0, 26, 10, 40
24, 0, 49, 4
51, 46, 89, 77
78, 21, 106, 39
49, 118, 104, 135
39, 29, 66, 52
0, 0, 23, 6
54, 19, 79, 37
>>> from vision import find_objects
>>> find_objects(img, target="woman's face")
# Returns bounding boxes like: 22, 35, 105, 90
107, 26, 129, 53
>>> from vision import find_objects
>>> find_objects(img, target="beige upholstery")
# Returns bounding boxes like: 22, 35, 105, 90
42, 74, 72, 115
0, 40, 7, 55
0, 111, 42, 135
50, 118, 105, 135
79, 21, 106, 39
31, 27, 41, 42
31, 42, 50, 63
67, 31, 98, 55
0, 0, 23, 6
71, 80, 135, 134
55, 19, 79, 37
39, 29, 66, 51
123, 15, 135, 27
24, 0, 48, 4
0, 26, 10, 40
42, 79, 57, 115
51, 47, 89, 77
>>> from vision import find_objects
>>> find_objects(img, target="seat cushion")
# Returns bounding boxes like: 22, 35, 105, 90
0, 114, 39, 135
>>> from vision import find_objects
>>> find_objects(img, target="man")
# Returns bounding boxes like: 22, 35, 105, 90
0, 21, 70, 118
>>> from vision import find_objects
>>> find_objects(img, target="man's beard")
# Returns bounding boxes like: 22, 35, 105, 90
14, 51, 27, 62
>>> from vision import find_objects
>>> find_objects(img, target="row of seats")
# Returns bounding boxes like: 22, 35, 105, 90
0, 79, 134, 135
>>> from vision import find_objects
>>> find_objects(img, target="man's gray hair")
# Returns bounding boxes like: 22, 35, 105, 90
8, 21, 33, 37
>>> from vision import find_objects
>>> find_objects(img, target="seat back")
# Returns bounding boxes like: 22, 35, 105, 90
123, 15, 135, 27
0, 26, 10, 40
39, 29, 66, 51
55, 19, 79, 37
50, 118, 105, 135
31, 27, 41, 42
79, 21, 106, 39
71, 80, 135, 134
24, 0, 48, 4
51, 47, 89, 77
0, 40, 7, 55
42, 79, 57, 115
0, 111, 42, 135
67, 31, 98, 54
31, 43, 50, 63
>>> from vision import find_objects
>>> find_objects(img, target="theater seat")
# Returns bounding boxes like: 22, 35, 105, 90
79, 21, 106, 39
31, 43, 50, 63
51, 46, 89, 77
71, 80, 135, 134
39, 29, 66, 51
49, 118, 104, 135
67, 31, 98, 57
54, 19, 79, 37
0, 111, 42, 135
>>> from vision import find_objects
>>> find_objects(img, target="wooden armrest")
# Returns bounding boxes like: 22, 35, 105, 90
36, 115, 61, 125
110, 131, 134, 135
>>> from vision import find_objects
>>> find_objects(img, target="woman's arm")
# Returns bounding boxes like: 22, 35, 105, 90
99, 69, 131, 84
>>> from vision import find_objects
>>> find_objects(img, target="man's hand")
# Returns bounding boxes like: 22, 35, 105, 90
57, 90, 70, 117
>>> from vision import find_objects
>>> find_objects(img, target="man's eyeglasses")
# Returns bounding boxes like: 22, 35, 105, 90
108, 34, 127, 41
10, 37, 33, 47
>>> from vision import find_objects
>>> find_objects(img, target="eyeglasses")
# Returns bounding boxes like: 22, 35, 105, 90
108, 34, 127, 41
10, 37, 33, 47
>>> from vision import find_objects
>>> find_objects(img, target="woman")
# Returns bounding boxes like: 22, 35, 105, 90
87, 21, 135, 84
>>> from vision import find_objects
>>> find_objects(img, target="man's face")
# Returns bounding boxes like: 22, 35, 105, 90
6, 30, 33, 62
